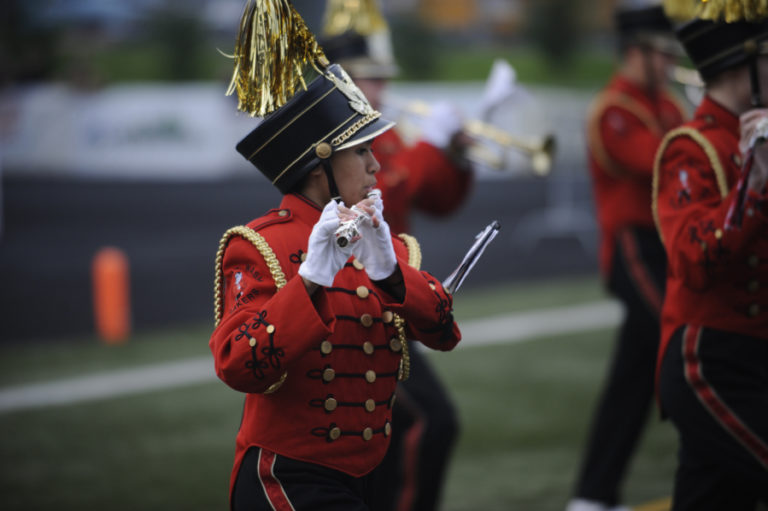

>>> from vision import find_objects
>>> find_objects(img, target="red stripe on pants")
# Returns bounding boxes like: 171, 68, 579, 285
682, 326, 768, 469
618, 229, 662, 314
258, 449, 296, 511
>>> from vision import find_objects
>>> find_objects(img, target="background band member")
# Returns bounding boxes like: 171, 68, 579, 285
319, 3, 473, 510
653, 3, 768, 509
209, 3, 461, 509
567, 3, 686, 510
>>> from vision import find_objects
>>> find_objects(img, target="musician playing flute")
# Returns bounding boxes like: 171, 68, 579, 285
208, 2, 461, 509
318, 3, 473, 510
652, 2, 768, 508
567, 3, 686, 510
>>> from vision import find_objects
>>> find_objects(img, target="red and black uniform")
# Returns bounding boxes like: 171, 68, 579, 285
373, 129, 472, 235
653, 96, 768, 509
572, 74, 686, 505
209, 193, 461, 510
367, 128, 470, 511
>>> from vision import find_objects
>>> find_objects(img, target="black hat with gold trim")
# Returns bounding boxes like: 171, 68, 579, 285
228, 0, 394, 193
663, 0, 768, 81
319, 0, 399, 79
615, 1, 678, 54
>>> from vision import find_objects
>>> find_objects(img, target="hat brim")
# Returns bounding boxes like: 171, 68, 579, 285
335, 116, 395, 151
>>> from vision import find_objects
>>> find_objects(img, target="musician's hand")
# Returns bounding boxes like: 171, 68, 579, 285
740, 109, 768, 192
351, 194, 398, 281
419, 101, 463, 150
298, 200, 353, 288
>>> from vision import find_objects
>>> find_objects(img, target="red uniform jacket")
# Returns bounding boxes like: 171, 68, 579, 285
209, 193, 461, 495
373, 129, 472, 234
587, 74, 687, 276
653, 96, 768, 368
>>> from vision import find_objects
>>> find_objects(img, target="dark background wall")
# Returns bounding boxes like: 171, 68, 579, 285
0, 174, 598, 342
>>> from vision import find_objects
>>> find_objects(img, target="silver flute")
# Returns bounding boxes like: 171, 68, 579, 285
335, 189, 381, 247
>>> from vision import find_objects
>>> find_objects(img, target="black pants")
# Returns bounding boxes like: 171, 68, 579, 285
232, 446, 373, 511
572, 226, 667, 506
367, 345, 460, 511
660, 325, 768, 511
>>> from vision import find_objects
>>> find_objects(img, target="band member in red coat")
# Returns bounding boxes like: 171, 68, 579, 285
567, 3, 686, 511
319, 9, 472, 510
652, 10, 768, 510
209, 4, 461, 509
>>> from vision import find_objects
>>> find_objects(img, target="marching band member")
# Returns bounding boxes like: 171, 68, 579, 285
208, 2, 461, 509
653, 1, 768, 508
319, 2, 472, 510
567, 3, 686, 510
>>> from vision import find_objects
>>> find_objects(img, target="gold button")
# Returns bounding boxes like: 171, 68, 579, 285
365, 399, 376, 412
384, 422, 392, 436
249, 337, 256, 347
365, 370, 376, 383
363, 341, 374, 355
353, 259, 365, 270
389, 338, 402, 352
322, 368, 335, 382
382, 311, 394, 324
278, 209, 288, 217
329, 427, 341, 440
301, 252, 307, 262
733, 154, 742, 166
748, 280, 760, 293
356, 286, 369, 299
748, 303, 760, 317
320, 340, 333, 355
361, 314, 373, 327
266, 324, 275, 334
715, 229, 723, 240
389, 394, 397, 408
700, 241, 708, 251
362, 427, 373, 441
749, 255, 759, 268
324, 397, 338, 411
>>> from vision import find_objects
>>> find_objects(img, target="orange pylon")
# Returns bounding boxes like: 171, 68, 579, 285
92, 246, 131, 343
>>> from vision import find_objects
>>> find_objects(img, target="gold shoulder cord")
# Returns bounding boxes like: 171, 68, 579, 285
393, 233, 423, 381
213, 225, 288, 394
652, 126, 729, 246
587, 91, 663, 178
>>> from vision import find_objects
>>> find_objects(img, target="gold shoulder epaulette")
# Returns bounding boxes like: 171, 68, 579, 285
213, 225, 287, 327
398, 233, 422, 270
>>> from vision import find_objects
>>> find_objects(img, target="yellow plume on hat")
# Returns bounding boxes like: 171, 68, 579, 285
322, 0, 388, 37
663, 0, 768, 22
226, 0, 329, 117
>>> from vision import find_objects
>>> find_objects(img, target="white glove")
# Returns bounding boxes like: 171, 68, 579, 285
351, 193, 398, 281
418, 101, 463, 150
298, 200, 353, 287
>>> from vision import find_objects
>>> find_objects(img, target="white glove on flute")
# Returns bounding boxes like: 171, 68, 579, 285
299, 200, 353, 287
351, 193, 398, 281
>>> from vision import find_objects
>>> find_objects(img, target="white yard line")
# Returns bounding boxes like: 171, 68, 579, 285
0, 299, 622, 413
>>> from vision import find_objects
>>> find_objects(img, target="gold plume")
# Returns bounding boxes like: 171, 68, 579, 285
226, 0, 329, 117
663, 0, 768, 22
322, 0, 388, 37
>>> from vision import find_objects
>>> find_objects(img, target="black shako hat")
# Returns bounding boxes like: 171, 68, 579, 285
320, 31, 399, 79
675, 17, 768, 80
236, 64, 394, 193
615, 4, 678, 53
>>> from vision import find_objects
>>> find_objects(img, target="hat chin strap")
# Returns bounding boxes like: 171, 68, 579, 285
749, 57, 763, 107
321, 159, 342, 203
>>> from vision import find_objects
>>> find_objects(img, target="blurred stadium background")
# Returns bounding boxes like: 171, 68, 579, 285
0, 0, 685, 509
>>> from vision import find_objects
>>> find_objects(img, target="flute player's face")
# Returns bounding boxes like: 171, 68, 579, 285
331, 140, 381, 206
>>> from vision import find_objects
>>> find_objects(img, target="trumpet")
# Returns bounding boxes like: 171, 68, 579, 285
388, 98, 556, 176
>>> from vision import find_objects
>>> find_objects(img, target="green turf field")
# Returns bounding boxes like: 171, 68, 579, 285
0, 276, 677, 510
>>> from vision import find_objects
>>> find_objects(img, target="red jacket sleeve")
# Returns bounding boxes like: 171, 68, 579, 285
655, 136, 768, 291
601, 105, 665, 179
209, 235, 334, 394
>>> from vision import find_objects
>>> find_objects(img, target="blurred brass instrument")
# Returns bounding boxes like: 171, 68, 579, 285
392, 99, 556, 176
